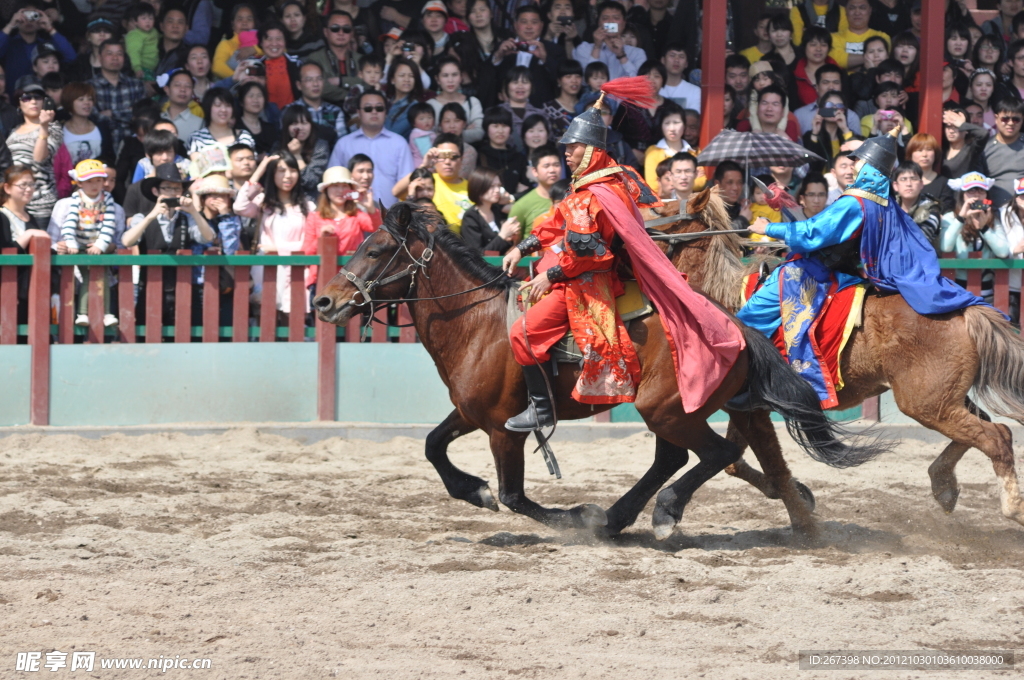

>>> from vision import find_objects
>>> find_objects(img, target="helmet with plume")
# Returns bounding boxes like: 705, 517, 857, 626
558, 76, 658, 150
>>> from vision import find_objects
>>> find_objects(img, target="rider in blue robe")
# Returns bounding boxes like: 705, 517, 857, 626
735, 128, 992, 406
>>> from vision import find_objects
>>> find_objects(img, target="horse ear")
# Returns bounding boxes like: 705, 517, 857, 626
686, 186, 713, 215
390, 201, 413, 235
378, 199, 387, 223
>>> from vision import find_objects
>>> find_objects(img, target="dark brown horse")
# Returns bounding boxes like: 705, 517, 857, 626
312, 201, 886, 538
654, 186, 1024, 530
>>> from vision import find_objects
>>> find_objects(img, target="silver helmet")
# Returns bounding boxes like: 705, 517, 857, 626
850, 126, 900, 178
557, 98, 607, 149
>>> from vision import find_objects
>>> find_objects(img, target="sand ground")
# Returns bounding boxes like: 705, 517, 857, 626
1, 425, 1023, 678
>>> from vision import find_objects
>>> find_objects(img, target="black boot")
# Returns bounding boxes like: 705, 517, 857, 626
505, 363, 556, 432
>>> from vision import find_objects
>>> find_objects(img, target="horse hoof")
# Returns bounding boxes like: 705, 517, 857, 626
651, 505, 677, 541
574, 504, 608, 530
794, 480, 816, 513
473, 485, 500, 512
652, 519, 675, 541
935, 487, 960, 514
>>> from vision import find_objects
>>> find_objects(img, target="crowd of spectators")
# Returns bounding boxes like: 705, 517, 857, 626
0, 0, 1023, 330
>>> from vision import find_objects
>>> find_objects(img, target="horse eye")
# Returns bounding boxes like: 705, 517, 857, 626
366, 249, 382, 259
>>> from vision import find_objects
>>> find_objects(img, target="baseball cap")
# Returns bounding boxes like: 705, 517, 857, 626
31, 42, 59, 63
71, 159, 109, 183
422, 0, 448, 16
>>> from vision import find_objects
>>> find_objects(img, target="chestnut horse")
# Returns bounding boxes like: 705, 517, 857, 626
654, 186, 1024, 529
313, 202, 886, 538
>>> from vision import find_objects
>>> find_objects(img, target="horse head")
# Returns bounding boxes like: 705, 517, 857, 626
313, 201, 435, 325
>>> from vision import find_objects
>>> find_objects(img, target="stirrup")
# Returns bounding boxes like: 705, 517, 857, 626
505, 401, 554, 432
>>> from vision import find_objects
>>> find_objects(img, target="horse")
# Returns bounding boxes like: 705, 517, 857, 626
653, 186, 1024, 530
312, 201, 887, 539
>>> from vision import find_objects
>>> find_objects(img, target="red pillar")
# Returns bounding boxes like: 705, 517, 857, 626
28, 236, 50, 425
918, 0, 945, 138
699, 0, 728, 147
316, 234, 339, 421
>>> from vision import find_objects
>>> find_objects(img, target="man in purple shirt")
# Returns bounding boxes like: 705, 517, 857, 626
0, 5, 75, 97
328, 89, 413, 209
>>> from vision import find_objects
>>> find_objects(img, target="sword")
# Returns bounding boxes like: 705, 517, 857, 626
752, 176, 798, 222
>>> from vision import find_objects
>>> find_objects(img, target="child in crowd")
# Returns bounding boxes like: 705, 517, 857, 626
343, 56, 386, 132
748, 174, 783, 247
656, 158, 675, 201
133, 129, 190, 184
405, 167, 435, 201
407, 102, 437, 166
125, 2, 160, 82
58, 160, 120, 327
576, 62, 611, 114
860, 82, 914, 137
444, 0, 469, 34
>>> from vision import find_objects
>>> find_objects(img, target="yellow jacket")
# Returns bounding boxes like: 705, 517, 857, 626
212, 35, 264, 80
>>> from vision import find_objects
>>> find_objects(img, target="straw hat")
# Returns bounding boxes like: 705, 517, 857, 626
192, 174, 236, 197
317, 166, 357, 193
69, 159, 108, 183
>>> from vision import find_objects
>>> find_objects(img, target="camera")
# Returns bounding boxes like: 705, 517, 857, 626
557, 16, 573, 26
820, 108, 836, 119
23, 10, 40, 21
969, 199, 990, 211
401, 42, 414, 52
41, 95, 55, 112
603, 22, 619, 33
877, 109, 897, 121
515, 41, 531, 51
244, 61, 265, 77
162, 197, 180, 208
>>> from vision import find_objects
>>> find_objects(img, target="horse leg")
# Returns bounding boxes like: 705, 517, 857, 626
425, 410, 498, 511
651, 427, 743, 540
601, 437, 689, 536
728, 409, 819, 541
896, 393, 1024, 525
488, 429, 608, 531
723, 416, 817, 513
927, 397, 991, 514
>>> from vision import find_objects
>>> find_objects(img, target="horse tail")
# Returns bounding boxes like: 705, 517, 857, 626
965, 304, 1024, 421
742, 325, 892, 468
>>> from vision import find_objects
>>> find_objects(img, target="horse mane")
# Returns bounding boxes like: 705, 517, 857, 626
694, 189, 748, 312
404, 205, 517, 291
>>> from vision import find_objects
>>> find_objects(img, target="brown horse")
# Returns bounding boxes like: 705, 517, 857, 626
312, 201, 886, 537
654, 186, 1024, 530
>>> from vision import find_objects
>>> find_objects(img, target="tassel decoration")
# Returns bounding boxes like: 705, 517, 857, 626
597, 76, 657, 110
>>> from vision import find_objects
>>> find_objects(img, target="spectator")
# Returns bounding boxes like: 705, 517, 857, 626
995, 39, 1024, 105
859, 81, 913, 137
7, 83, 59, 224
543, 0, 581, 62
123, 129, 181, 221
476, 106, 527, 195
519, 113, 551, 162
113, 106, 159, 203
235, 151, 316, 317
90, 40, 146, 154
941, 172, 1008, 302
973, 34, 1006, 77
906, 132, 954, 213
722, 84, 739, 130
331, 0, 379, 44
849, 35, 890, 104
292, 63, 344, 149
306, 10, 360, 106
668, 151, 698, 204
980, 98, 1024, 207
437, 102, 477, 177
791, 0, 847, 46
968, 68, 997, 128
659, 43, 700, 112
302, 166, 376, 291
682, 109, 701, 149
509, 144, 561, 235
273, 105, 330, 202
793, 27, 837, 109
942, 107, 987, 180
338, 54, 385, 133
740, 14, 773, 65
59, 81, 106, 166
347, 153, 375, 205
400, 167, 435, 201
892, 160, 942, 250
725, 54, 752, 111
12, 38, 58, 92
67, 18, 115, 84
828, 0, 889, 72
794, 62, 861, 134
995, 176, 1024, 322
891, 31, 920, 93
183, 45, 213, 102
538, 59, 580, 142
405, 101, 436, 166
236, 81, 280, 155
153, 7, 191, 78
573, 1, 647, 79
766, 14, 799, 72
259, 21, 302, 110
713, 160, 748, 229
158, 69, 203, 145
947, 24, 974, 81
189, 87, 256, 158
451, 0, 506, 107
460, 166, 519, 254
212, 4, 261, 81
803, 91, 857, 171
644, 101, 691, 194
0, 4, 75, 98
179, 0, 215, 49
497, 66, 546, 152
281, 0, 324, 59
797, 172, 829, 218
489, 5, 558, 106
383, 56, 426, 138
737, 85, 800, 141
57, 160, 119, 327
328, 89, 413, 208
0, 164, 47, 251
870, 0, 911, 38
427, 56, 483, 144
826, 151, 856, 203
125, 1, 159, 82
982, 0, 1022, 47
393, 133, 470, 231
654, 157, 674, 200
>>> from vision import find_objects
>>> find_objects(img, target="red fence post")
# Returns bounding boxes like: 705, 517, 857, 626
398, 303, 415, 343
28, 236, 50, 425
174, 249, 191, 343
86, 264, 105, 343
145, 264, 162, 343
232, 252, 250, 342
289, 264, 305, 342
994, 269, 1010, 316
260, 263, 277, 342
117, 250, 135, 343
59, 263, 74, 344
203, 251, 220, 343
0, 247, 17, 345
316, 234, 338, 421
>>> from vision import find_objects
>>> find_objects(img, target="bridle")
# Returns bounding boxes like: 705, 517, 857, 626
337, 223, 436, 309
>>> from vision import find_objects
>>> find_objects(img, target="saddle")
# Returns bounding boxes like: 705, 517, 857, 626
506, 280, 655, 364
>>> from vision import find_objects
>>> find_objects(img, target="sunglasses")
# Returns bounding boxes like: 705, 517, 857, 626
361, 105, 385, 112
999, 116, 1024, 124
435, 153, 461, 161
329, 24, 353, 33
19, 92, 43, 102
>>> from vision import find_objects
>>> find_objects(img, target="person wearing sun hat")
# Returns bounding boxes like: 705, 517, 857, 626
193, 174, 241, 255
995, 176, 1024, 322
301, 166, 377, 288
941, 171, 1009, 303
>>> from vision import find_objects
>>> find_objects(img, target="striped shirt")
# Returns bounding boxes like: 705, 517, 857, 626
188, 127, 256, 156
60, 191, 118, 251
